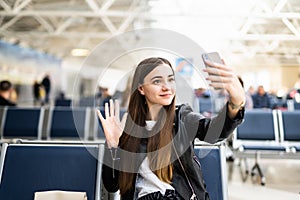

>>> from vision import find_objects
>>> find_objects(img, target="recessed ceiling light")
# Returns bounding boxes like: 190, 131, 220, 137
71, 48, 90, 57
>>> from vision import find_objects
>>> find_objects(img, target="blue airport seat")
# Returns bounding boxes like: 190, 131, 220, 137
0, 143, 103, 200
94, 107, 105, 139
48, 107, 90, 140
233, 110, 284, 149
239, 145, 286, 151
194, 145, 227, 200
79, 96, 96, 107
55, 99, 72, 107
1, 107, 44, 140
294, 102, 300, 110
278, 110, 300, 152
232, 109, 287, 185
198, 97, 213, 114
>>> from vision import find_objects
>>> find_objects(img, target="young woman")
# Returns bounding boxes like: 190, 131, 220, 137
97, 57, 245, 200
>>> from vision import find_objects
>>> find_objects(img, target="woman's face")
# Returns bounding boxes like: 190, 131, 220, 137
139, 64, 176, 107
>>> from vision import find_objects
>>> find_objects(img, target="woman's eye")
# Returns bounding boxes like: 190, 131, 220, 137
169, 78, 175, 82
153, 80, 161, 84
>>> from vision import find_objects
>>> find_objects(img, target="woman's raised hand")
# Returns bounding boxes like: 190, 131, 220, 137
203, 59, 245, 106
96, 99, 128, 148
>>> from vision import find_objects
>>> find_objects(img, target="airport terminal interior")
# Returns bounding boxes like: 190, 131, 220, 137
0, 0, 300, 200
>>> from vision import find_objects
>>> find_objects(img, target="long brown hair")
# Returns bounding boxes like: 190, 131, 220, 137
119, 57, 176, 194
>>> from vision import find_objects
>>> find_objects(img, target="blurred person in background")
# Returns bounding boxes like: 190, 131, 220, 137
287, 72, 300, 103
247, 85, 255, 96
33, 80, 41, 106
0, 80, 17, 106
97, 86, 112, 107
294, 72, 300, 90
252, 85, 275, 109
41, 74, 51, 105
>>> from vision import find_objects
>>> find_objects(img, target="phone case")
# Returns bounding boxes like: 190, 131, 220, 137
202, 52, 222, 67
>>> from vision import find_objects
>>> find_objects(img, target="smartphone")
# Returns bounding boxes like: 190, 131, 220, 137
202, 52, 223, 67
202, 52, 225, 96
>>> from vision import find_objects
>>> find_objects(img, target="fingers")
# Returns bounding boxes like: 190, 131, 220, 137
103, 99, 121, 119
115, 99, 120, 119
209, 82, 226, 90
221, 58, 225, 65
204, 68, 232, 77
105, 102, 109, 119
204, 60, 234, 84
204, 65, 232, 75
96, 109, 104, 121
206, 75, 232, 83
109, 99, 114, 117
204, 59, 232, 72
204, 61, 236, 90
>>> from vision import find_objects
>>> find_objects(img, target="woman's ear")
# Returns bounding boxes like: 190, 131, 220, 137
138, 85, 145, 95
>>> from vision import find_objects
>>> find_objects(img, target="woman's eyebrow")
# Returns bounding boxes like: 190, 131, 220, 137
150, 74, 174, 80
150, 76, 162, 80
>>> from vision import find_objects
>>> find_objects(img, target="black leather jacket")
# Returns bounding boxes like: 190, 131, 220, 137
102, 103, 244, 200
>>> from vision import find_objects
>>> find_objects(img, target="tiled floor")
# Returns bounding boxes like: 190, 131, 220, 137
227, 157, 300, 200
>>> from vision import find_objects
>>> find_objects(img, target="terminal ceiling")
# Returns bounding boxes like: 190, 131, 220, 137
1, 0, 300, 69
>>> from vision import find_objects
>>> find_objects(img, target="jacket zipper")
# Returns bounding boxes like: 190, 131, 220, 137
193, 155, 201, 169
172, 143, 197, 200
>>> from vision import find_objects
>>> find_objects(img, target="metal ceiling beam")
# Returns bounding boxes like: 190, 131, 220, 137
100, 15, 117, 33
118, 10, 136, 33
273, 0, 288, 13
2, 10, 300, 20
54, 17, 74, 35
0, 1, 11, 12
282, 18, 300, 36
0, 10, 139, 18
0, 15, 20, 31
13, 0, 32, 13
118, 0, 139, 33
85, 0, 100, 12
256, 0, 272, 14
229, 34, 300, 41
0, 0, 299, 61
0, 30, 111, 38
34, 16, 55, 33
240, 19, 253, 34
100, 0, 115, 11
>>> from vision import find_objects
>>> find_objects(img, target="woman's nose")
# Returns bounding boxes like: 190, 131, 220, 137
161, 82, 171, 90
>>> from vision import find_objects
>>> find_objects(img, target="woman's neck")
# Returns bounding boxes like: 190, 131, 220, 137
147, 104, 162, 120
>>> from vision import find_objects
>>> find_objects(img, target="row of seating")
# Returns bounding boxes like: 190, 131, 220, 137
232, 109, 300, 185
0, 142, 227, 200
0, 106, 112, 141
233, 109, 300, 153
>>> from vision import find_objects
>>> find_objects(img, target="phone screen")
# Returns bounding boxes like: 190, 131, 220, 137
202, 52, 222, 67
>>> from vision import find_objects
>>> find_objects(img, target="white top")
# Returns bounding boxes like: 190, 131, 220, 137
134, 120, 174, 199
